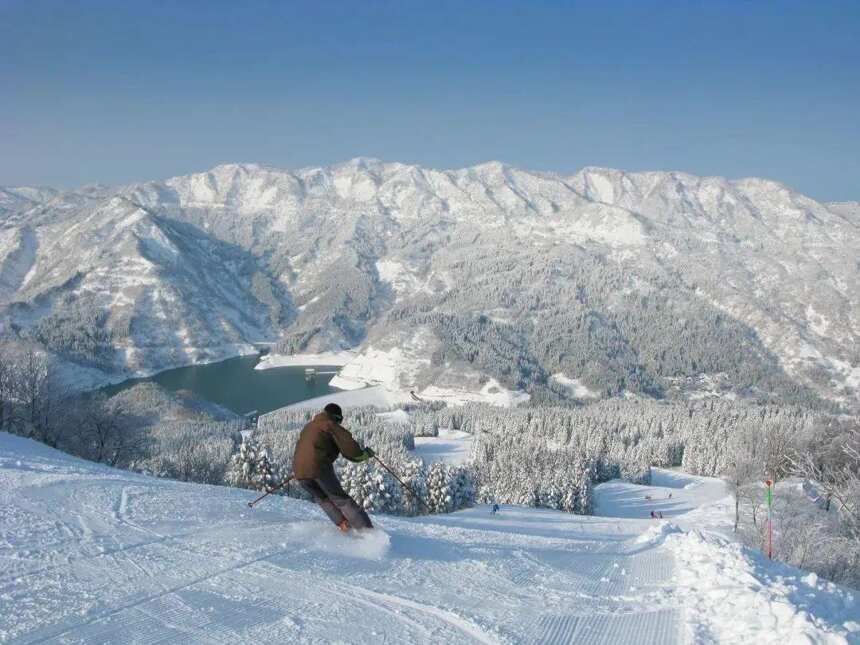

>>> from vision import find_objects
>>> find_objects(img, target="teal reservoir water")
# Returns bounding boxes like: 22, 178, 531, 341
102, 354, 340, 416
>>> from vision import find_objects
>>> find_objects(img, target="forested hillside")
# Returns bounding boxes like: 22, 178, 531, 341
1, 160, 857, 407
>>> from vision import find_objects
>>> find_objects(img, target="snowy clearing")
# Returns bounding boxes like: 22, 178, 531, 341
328, 340, 433, 391
254, 351, 356, 370
418, 379, 530, 407
280, 385, 412, 412
268, 376, 529, 417
375, 409, 411, 425
549, 373, 599, 399
413, 429, 474, 466
1, 433, 857, 644
257, 346, 531, 412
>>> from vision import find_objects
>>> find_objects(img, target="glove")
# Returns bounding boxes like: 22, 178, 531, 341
352, 447, 375, 463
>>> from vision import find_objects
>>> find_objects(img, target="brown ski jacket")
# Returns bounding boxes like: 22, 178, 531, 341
292, 412, 369, 479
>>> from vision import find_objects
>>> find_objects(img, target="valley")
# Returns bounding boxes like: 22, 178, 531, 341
2, 160, 857, 410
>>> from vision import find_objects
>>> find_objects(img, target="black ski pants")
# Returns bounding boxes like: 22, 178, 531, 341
299, 464, 373, 529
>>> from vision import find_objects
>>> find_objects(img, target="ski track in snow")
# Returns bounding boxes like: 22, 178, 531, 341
1, 433, 857, 644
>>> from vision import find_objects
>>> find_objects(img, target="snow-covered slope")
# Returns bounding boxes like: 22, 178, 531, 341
1, 160, 858, 404
1, 432, 856, 644
0, 187, 59, 220
0, 196, 280, 378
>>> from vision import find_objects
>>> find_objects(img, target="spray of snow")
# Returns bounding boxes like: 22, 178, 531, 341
283, 522, 391, 560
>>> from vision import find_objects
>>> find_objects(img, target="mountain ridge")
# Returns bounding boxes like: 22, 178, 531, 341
1, 159, 857, 407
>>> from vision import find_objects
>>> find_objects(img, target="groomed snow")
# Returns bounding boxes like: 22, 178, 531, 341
1, 434, 857, 644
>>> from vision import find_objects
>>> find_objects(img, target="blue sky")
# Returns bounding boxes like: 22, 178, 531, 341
1, 1, 858, 200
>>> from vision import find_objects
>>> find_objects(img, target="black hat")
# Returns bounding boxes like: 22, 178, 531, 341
324, 403, 343, 422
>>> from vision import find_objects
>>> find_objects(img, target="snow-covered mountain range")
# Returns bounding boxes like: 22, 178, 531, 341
1, 160, 858, 405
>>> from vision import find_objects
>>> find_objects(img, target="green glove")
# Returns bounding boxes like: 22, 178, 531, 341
355, 447, 375, 462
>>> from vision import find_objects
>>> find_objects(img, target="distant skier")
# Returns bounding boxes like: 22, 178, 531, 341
658, 511, 664, 519
650, 510, 657, 519
491, 503, 500, 515
292, 403, 375, 532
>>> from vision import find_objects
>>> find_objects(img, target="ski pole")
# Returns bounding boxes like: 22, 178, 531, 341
247, 475, 294, 508
372, 455, 431, 514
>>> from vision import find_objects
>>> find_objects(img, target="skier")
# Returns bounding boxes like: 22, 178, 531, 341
650, 510, 657, 519
292, 403, 375, 532
491, 503, 500, 515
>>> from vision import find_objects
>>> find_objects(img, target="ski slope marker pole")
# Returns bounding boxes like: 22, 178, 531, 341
373, 455, 431, 514
766, 479, 773, 559
248, 475, 294, 508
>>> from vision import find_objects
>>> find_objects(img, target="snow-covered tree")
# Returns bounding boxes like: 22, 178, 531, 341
227, 435, 279, 491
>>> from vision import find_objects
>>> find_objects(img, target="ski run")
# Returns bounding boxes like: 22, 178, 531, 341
1, 431, 857, 644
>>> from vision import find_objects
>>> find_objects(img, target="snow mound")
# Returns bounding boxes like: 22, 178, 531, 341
669, 530, 858, 644
633, 521, 683, 545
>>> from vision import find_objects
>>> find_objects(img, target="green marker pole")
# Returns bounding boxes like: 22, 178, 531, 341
766, 479, 773, 559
